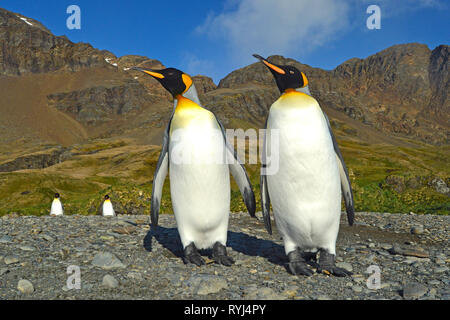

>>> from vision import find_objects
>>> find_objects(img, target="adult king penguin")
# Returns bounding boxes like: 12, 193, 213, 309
133, 66, 256, 266
50, 193, 64, 216
101, 195, 116, 217
254, 54, 355, 277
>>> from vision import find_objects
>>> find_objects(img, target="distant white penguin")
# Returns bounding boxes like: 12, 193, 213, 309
50, 193, 64, 216
102, 195, 116, 217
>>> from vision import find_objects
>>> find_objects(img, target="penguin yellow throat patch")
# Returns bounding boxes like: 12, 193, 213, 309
276, 89, 317, 109
174, 95, 203, 112
171, 95, 214, 135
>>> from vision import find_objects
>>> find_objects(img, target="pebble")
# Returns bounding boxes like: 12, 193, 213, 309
336, 262, 353, 273
41, 234, 55, 242
4, 256, 19, 265
0, 235, 12, 243
92, 252, 126, 270
17, 279, 34, 294
433, 266, 448, 274
244, 287, 286, 300
402, 283, 428, 299
410, 225, 424, 235
19, 245, 35, 252
389, 245, 430, 258
184, 274, 228, 295
352, 285, 363, 293
102, 275, 119, 289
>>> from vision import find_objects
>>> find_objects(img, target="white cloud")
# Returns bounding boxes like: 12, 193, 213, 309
359, 0, 446, 17
182, 53, 218, 79
196, 0, 351, 65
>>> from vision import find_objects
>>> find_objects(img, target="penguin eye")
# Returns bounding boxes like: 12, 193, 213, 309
289, 70, 295, 75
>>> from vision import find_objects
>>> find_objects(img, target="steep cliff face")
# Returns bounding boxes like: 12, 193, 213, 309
0, 8, 109, 76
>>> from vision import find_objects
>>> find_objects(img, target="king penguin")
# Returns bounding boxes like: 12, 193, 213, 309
133, 66, 256, 266
101, 195, 116, 217
50, 193, 64, 216
254, 54, 355, 277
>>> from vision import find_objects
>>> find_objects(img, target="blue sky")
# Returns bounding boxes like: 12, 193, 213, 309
1, 0, 449, 83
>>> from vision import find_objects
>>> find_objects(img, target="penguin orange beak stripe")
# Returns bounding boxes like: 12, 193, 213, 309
262, 60, 286, 75
253, 54, 286, 75
142, 70, 165, 79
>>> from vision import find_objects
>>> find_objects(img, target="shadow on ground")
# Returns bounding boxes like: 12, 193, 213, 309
143, 226, 286, 267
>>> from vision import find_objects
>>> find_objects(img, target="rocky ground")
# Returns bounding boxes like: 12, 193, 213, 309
0, 212, 448, 300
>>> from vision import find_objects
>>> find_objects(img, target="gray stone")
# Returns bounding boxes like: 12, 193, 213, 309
244, 287, 286, 300
92, 252, 126, 270
4, 255, 19, 265
127, 272, 143, 281
352, 285, 363, 293
18, 279, 34, 294
0, 235, 12, 243
19, 245, 35, 252
433, 266, 448, 273
411, 225, 424, 235
336, 262, 353, 273
185, 274, 228, 296
102, 275, 119, 288
41, 234, 55, 242
402, 283, 428, 299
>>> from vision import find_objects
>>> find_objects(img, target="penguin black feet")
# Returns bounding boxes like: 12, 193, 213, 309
317, 249, 352, 277
183, 243, 205, 266
212, 242, 235, 267
287, 249, 314, 277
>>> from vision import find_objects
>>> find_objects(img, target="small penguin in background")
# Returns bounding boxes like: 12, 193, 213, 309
101, 195, 116, 217
254, 54, 354, 277
50, 193, 64, 216
133, 66, 256, 267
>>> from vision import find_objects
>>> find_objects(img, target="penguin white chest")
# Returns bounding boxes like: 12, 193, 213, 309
102, 201, 115, 217
50, 200, 64, 216
266, 92, 341, 252
168, 106, 231, 249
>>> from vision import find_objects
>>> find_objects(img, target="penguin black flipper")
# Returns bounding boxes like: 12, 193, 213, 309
260, 117, 272, 235
150, 115, 173, 227
323, 112, 355, 226
214, 116, 256, 218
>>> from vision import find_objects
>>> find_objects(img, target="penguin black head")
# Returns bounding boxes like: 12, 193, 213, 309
54, 193, 60, 199
132, 67, 193, 98
104, 195, 110, 200
253, 54, 309, 94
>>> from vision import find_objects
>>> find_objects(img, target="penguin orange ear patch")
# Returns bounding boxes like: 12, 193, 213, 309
262, 60, 286, 75
182, 73, 193, 93
301, 72, 309, 87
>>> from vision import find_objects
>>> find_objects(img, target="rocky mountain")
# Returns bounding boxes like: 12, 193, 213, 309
0, 7, 448, 147
204, 44, 449, 145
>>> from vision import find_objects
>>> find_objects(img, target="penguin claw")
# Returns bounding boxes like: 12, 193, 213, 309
318, 266, 352, 277
287, 249, 314, 276
212, 242, 235, 267
184, 254, 206, 266
317, 250, 352, 277
288, 261, 314, 276
214, 255, 235, 267
183, 243, 205, 266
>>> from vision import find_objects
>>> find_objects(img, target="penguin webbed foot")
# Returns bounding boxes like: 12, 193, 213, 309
317, 250, 352, 277
287, 249, 314, 277
183, 243, 205, 266
212, 242, 235, 267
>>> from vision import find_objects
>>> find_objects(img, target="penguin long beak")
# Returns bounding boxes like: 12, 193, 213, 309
253, 54, 286, 75
132, 67, 165, 79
